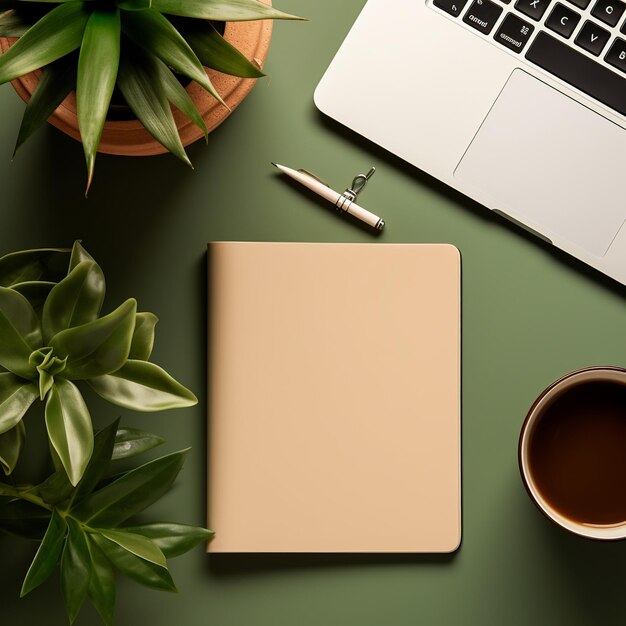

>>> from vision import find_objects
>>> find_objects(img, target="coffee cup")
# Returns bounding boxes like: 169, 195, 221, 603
519, 366, 626, 540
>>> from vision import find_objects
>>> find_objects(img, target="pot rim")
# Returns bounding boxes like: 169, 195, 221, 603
518, 366, 626, 541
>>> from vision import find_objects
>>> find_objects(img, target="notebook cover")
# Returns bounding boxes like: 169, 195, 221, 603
207, 242, 461, 553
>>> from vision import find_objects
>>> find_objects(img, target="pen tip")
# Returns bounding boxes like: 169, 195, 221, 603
271, 162, 278, 168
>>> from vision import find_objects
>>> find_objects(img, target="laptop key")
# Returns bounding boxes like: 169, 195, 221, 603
494, 13, 535, 51
525, 31, 626, 116
434, 0, 470, 17
605, 37, 626, 72
575, 20, 611, 54
545, 3, 581, 37
591, 0, 626, 27
515, 0, 551, 20
463, 0, 503, 34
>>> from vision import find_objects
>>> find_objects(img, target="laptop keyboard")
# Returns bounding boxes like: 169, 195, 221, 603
431, 0, 626, 117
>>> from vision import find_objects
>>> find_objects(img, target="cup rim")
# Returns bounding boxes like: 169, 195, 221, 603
519, 366, 626, 541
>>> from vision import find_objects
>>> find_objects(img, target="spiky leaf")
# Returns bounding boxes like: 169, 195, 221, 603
152, 0, 304, 21
117, 48, 190, 165
21, 509, 67, 597
0, 2, 89, 84
123, 523, 214, 557
178, 20, 264, 77
72, 449, 188, 527
121, 8, 223, 104
77, 9, 121, 192
61, 517, 91, 624
86, 539, 116, 626
153, 57, 207, 138
14, 54, 76, 155
71, 418, 119, 503
96, 529, 166, 567
92, 533, 176, 592
112, 426, 164, 460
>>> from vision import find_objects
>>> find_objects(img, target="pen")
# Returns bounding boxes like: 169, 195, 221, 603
272, 163, 385, 231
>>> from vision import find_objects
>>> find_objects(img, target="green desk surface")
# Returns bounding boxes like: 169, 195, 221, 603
1, 1, 625, 624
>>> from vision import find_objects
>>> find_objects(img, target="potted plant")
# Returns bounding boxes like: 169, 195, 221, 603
0, 0, 303, 191
0, 241, 212, 625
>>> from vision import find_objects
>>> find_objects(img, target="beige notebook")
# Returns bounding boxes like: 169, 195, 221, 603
207, 242, 461, 553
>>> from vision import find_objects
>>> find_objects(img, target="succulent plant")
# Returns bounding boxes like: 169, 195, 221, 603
0, 241, 209, 624
0, 0, 303, 191
0, 241, 197, 485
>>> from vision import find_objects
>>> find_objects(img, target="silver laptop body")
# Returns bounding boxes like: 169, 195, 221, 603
315, 0, 626, 285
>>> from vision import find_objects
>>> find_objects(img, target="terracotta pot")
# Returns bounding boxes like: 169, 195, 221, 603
0, 9, 272, 156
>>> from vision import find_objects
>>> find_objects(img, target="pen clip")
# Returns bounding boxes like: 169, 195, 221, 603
342, 167, 376, 203
298, 169, 330, 187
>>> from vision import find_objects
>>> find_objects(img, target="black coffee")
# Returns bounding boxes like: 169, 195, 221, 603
528, 380, 626, 526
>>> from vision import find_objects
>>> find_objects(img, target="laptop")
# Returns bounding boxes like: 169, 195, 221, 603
314, 0, 626, 286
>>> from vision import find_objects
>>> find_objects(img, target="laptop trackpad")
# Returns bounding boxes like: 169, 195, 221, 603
455, 69, 626, 257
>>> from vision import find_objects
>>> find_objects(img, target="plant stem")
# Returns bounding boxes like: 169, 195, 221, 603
0, 484, 53, 512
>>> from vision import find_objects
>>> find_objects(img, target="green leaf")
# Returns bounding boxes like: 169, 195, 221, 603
71, 418, 119, 504
0, 2, 90, 84
0, 420, 25, 475
112, 427, 164, 460
21, 509, 67, 597
178, 20, 264, 78
49, 298, 137, 380
77, 9, 121, 193
91, 533, 176, 592
154, 57, 207, 138
0, 9, 32, 37
86, 538, 116, 626
152, 0, 305, 21
11, 281, 56, 313
14, 54, 77, 155
0, 373, 37, 435
62, 518, 91, 624
117, 0, 151, 9
121, 9, 224, 105
45, 379, 93, 486
117, 48, 190, 165
69, 240, 97, 271
38, 468, 74, 506
0, 497, 49, 539
42, 260, 106, 343
72, 449, 188, 527
128, 312, 157, 360
96, 529, 166, 567
0, 286, 41, 378
0, 247, 67, 287
89, 360, 197, 412
123, 523, 214, 557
